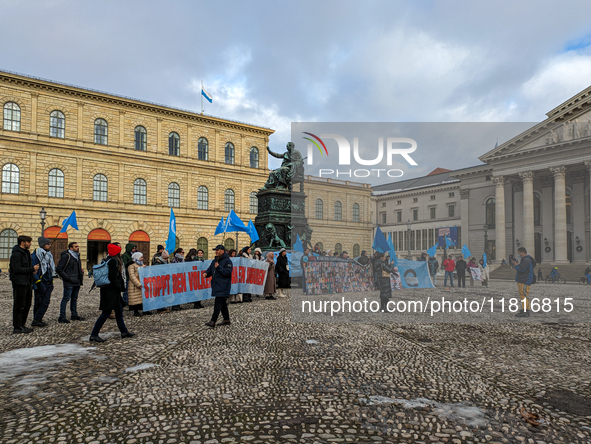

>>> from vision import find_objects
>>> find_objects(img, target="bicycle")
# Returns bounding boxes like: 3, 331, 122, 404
579, 276, 591, 284
545, 274, 566, 284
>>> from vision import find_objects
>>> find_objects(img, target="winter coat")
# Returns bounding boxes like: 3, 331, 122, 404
9, 245, 35, 286
478, 264, 489, 281
152, 252, 166, 266
121, 243, 137, 268
515, 255, 537, 285
455, 260, 467, 276
31, 249, 55, 286
127, 262, 143, 307
355, 254, 371, 266
56, 250, 84, 287
264, 260, 276, 294
427, 258, 439, 275
205, 252, 233, 297
99, 256, 126, 311
443, 258, 456, 272
376, 259, 393, 299
276, 254, 290, 288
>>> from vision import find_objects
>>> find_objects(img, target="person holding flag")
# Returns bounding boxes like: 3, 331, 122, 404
426, 242, 439, 286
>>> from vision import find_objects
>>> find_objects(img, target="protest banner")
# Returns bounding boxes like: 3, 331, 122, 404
394, 258, 435, 289
469, 267, 482, 281
139, 258, 269, 311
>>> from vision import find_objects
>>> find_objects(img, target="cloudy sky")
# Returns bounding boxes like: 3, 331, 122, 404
3, 0, 591, 182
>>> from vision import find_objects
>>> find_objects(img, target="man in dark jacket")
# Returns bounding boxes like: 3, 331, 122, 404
31, 237, 56, 327
10, 235, 39, 334
512, 247, 536, 317
427, 256, 439, 286
375, 253, 393, 312
203, 245, 233, 328
56, 242, 85, 323
455, 255, 467, 288
354, 250, 371, 266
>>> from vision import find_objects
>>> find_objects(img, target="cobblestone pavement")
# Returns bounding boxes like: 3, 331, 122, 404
0, 280, 590, 443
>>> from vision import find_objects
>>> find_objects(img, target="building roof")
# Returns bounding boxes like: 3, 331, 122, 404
427, 167, 451, 176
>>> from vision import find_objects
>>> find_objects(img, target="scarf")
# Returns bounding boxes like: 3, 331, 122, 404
36, 248, 56, 277
174, 253, 184, 263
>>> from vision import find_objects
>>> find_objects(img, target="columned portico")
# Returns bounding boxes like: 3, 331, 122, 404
493, 176, 506, 262
552, 166, 569, 263
519, 171, 535, 256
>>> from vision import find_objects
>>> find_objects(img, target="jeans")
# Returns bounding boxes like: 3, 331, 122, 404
211, 297, 230, 323
60, 286, 80, 319
444, 271, 454, 287
34, 282, 54, 321
457, 274, 466, 288
430, 274, 436, 286
13, 284, 32, 328
586, 274, 591, 284
91, 303, 129, 336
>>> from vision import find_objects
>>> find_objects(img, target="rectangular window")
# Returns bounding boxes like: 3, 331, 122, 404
428, 228, 435, 246
430, 195, 436, 200
430, 207, 436, 219
422, 229, 427, 250
381, 202, 386, 207
448, 205, 455, 218
413, 197, 418, 203
413, 209, 418, 221
381, 212, 386, 224
397, 200, 401, 205
396, 211, 402, 223
410, 230, 415, 250
449, 192, 455, 198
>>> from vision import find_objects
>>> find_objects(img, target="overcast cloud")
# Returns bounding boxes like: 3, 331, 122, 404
2, 0, 591, 183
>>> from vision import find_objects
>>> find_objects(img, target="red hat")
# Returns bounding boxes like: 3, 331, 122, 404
107, 243, 121, 256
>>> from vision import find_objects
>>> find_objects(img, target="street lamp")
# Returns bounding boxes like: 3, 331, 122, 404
515, 238, 520, 248
39, 207, 47, 237
483, 224, 488, 259
406, 219, 412, 260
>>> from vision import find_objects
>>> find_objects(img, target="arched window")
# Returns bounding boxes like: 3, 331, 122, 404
225, 189, 235, 211
134, 126, 147, 151
485, 198, 495, 228
134, 178, 147, 205
197, 186, 208, 210
315, 199, 323, 219
534, 193, 541, 226
225, 142, 235, 165
3, 102, 20, 131
250, 147, 259, 168
198, 137, 208, 161
48, 168, 64, 198
353, 203, 360, 222
353, 244, 360, 257
93, 174, 108, 201
334, 201, 342, 221
335, 243, 342, 254
197, 237, 208, 259
50, 110, 65, 138
2, 163, 19, 194
169, 132, 180, 156
0, 228, 18, 259
94, 118, 108, 145
168, 182, 180, 208
224, 238, 235, 250
566, 189, 572, 224
250, 192, 258, 214
316, 242, 324, 252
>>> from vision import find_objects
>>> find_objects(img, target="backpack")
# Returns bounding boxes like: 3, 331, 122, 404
528, 256, 537, 284
92, 259, 113, 288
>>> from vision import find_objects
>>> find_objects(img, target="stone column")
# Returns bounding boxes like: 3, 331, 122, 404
552, 166, 569, 263
459, 189, 470, 250
586, 162, 591, 262
77, 102, 84, 146
572, 171, 586, 262
541, 177, 554, 263
493, 176, 506, 262
519, 171, 535, 256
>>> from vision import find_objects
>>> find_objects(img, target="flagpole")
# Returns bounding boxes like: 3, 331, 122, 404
201, 80, 203, 114
48, 217, 62, 248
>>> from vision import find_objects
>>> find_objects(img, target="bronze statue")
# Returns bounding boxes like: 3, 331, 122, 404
262, 142, 304, 191
265, 223, 286, 249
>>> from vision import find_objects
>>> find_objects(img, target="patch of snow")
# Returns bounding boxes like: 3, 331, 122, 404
125, 363, 159, 372
306, 339, 319, 344
79, 331, 122, 342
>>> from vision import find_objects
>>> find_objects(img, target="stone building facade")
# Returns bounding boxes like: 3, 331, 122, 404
304, 176, 373, 256
0, 70, 274, 268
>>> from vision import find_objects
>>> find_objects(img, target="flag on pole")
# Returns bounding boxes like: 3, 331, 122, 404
59, 211, 79, 233
426, 242, 438, 258
247, 220, 259, 243
202, 84, 212, 103
387, 232, 397, 266
165, 208, 177, 254
462, 244, 471, 259
483, 252, 487, 268
372, 226, 390, 253
214, 217, 225, 236
445, 235, 455, 249
225, 210, 248, 233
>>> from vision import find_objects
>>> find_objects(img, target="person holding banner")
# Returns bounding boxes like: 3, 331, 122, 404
204, 245, 233, 328
89, 243, 135, 342
264, 251, 277, 299
478, 259, 490, 287
188, 250, 205, 309
467, 257, 478, 286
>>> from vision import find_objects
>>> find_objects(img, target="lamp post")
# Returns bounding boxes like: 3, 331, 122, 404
406, 219, 412, 260
483, 224, 488, 259
39, 207, 47, 237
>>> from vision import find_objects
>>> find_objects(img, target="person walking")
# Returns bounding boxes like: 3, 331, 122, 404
478, 259, 490, 287
455, 256, 467, 288
204, 245, 233, 328
427, 255, 439, 287
443, 255, 455, 287
276, 248, 290, 298
263, 251, 277, 299
31, 237, 56, 327
89, 243, 135, 342
10, 235, 38, 334
585, 265, 591, 284
511, 247, 536, 318
56, 241, 85, 323
128, 252, 149, 316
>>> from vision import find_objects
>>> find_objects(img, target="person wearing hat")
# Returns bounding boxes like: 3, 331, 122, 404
31, 236, 57, 327
276, 248, 290, 298
56, 241, 85, 323
253, 247, 263, 261
89, 243, 135, 342
203, 244, 233, 328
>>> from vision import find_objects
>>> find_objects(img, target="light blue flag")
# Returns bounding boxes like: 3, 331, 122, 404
293, 234, 304, 252
445, 235, 455, 249
165, 208, 177, 254
387, 232, 397, 266
483, 252, 487, 268
59, 211, 79, 233
214, 217, 225, 236
426, 242, 438, 258
462, 244, 471, 259
372, 226, 389, 253
247, 220, 259, 243
225, 210, 248, 233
